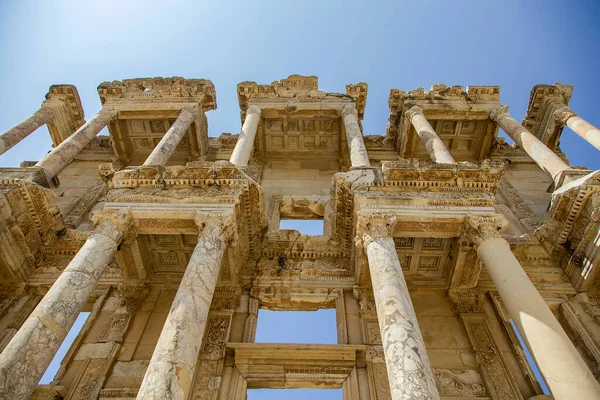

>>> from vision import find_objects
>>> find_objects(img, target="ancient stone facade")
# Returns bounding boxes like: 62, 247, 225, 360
0, 76, 599, 399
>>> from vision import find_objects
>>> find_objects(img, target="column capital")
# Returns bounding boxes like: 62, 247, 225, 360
405, 105, 424, 119
90, 208, 136, 244
463, 214, 508, 249
341, 103, 358, 118
553, 105, 578, 125
194, 212, 235, 243
246, 105, 262, 116
181, 103, 202, 116
489, 105, 510, 121
356, 212, 397, 247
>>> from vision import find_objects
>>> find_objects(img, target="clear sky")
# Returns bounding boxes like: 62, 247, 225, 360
2, 1, 599, 397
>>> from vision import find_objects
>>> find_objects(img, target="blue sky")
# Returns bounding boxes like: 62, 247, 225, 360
2, 1, 599, 397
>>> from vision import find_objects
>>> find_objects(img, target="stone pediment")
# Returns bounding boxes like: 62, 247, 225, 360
387, 84, 501, 161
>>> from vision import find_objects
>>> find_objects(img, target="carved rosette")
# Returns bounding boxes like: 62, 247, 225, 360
463, 215, 508, 249
356, 212, 397, 247
553, 106, 578, 125
90, 209, 136, 244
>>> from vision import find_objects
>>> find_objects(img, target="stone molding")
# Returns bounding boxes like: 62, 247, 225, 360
97, 77, 217, 111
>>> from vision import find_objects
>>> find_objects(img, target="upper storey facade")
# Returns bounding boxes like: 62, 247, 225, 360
1, 75, 600, 399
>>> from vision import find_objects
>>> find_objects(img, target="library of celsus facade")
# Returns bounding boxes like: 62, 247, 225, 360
1, 74, 600, 399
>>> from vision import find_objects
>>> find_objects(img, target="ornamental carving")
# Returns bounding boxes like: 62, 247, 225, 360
356, 212, 396, 246
463, 215, 508, 248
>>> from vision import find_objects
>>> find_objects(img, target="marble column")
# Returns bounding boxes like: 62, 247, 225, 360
358, 212, 439, 400
143, 105, 200, 166
0, 210, 133, 400
554, 106, 600, 151
406, 106, 455, 164
136, 214, 231, 400
341, 104, 371, 168
230, 105, 261, 166
0, 98, 63, 156
490, 106, 570, 183
35, 105, 118, 180
465, 215, 600, 399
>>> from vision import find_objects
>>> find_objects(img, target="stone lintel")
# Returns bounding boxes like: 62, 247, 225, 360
97, 77, 217, 111
226, 343, 365, 389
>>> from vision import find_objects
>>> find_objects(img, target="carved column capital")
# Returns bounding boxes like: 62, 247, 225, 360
246, 105, 262, 116
405, 105, 424, 120
341, 103, 358, 118
553, 105, 578, 125
195, 212, 235, 243
489, 105, 510, 122
90, 208, 136, 244
463, 215, 508, 249
356, 212, 397, 247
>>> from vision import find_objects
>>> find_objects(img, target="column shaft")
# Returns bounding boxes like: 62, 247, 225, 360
555, 107, 600, 151
0, 101, 58, 156
407, 107, 455, 164
143, 106, 199, 166
491, 108, 569, 182
364, 236, 439, 399
230, 105, 261, 166
0, 225, 122, 399
136, 219, 228, 400
341, 105, 371, 168
478, 238, 600, 399
36, 106, 117, 179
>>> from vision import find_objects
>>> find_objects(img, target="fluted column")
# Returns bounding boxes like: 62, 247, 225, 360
406, 106, 455, 164
143, 105, 200, 166
491, 106, 570, 183
554, 106, 600, 151
230, 105, 261, 166
35, 105, 118, 179
341, 104, 371, 168
0, 98, 64, 156
0, 210, 133, 400
465, 215, 600, 399
358, 212, 439, 400
137, 213, 232, 400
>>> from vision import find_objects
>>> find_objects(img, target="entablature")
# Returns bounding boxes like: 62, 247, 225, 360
387, 84, 501, 161
97, 77, 216, 166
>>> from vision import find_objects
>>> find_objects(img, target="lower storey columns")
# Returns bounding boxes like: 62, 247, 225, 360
0, 98, 61, 156
143, 105, 200, 166
35, 105, 118, 180
341, 105, 371, 168
466, 215, 600, 399
555, 106, 600, 151
491, 106, 570, 184
0, 210, 133, 400
406, 106, 455, 164
136, 214, 232, 400
230, 105, 261, 167
358, 212, 439, 400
